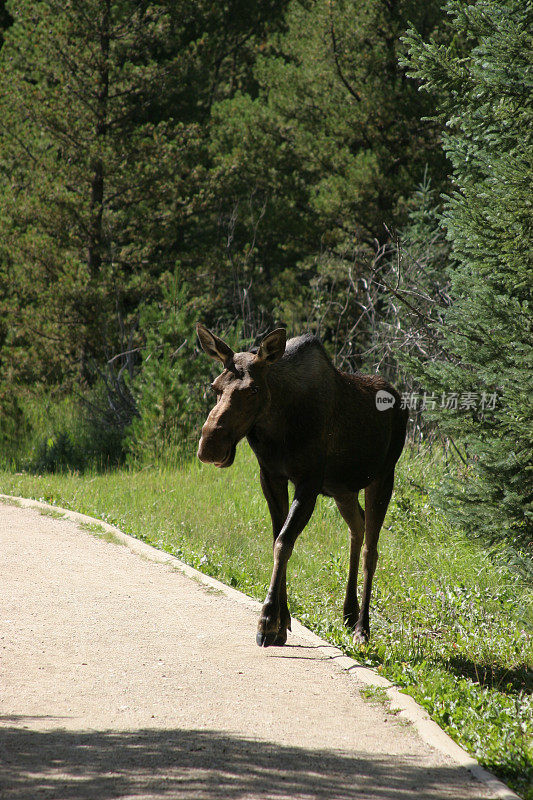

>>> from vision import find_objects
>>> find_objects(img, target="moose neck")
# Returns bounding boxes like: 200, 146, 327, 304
250, 334, 337, 440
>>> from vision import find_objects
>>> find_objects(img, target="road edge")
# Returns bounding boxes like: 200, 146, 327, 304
2, 493, 521, 800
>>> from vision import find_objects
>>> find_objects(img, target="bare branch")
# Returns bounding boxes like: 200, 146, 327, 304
328, 10, 361, 103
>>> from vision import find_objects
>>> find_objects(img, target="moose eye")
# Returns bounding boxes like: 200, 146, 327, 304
250, 386, 259, 395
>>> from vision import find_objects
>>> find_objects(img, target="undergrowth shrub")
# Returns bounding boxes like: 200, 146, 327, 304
9, 380, 132, 473
127, 274, 212, 465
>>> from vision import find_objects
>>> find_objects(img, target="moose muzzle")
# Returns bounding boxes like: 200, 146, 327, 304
197, 416, 236, 468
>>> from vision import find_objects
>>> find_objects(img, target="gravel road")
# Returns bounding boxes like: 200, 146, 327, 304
0, 501, 498, 800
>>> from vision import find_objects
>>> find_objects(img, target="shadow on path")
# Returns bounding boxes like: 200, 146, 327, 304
0, 726, 479, 800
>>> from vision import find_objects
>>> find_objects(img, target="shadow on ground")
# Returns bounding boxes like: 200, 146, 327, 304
0, 724, 480, 800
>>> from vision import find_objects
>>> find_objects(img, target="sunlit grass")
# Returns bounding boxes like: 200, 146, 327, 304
1, 442, 531, 798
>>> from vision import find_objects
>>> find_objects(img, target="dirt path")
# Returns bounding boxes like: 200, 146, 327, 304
0, 501, 501, 800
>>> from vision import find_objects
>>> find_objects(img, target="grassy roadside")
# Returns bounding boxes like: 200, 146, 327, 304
1, 443, 531, 798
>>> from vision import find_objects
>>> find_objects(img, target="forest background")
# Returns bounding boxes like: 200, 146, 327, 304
0, 2, 531, 794
0, 0, 530, 568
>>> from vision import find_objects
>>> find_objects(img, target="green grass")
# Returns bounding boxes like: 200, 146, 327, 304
77, 520, 127, 546
1, 443, 531, 798
37, 507, 66, 520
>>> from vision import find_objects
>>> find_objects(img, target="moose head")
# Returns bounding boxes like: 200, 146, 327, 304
196, 324, 286, 468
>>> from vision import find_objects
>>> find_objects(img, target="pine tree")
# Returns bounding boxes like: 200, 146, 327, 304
403, 0, 533, 562
0, 1, 186, 385
209, 0, 450, 339
127, 275, 211, 463
0, 0, 289, 388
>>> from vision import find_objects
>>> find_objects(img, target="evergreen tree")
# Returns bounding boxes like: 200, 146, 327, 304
0, 0, 288, 389
208, 0, 450, 341
128, 274, 211, 463
0, 1, 182, 385
403, 0, 533, 561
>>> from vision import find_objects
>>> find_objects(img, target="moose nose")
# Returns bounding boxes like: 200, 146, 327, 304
197, 418, 228, 464
197, 430, 212, 463
197, 440, 207, 463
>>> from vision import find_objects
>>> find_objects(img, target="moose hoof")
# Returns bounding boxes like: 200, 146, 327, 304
256, 631, 280, 647
272, 628, 288, 646
353, 627, 369, 646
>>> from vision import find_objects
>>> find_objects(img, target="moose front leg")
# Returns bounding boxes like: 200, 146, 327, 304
257, 480, 318, 647
260, 469, 290, 644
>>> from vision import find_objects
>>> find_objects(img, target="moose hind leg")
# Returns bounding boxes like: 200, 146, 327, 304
356, 470, 395, 644
334, 493, 365, 630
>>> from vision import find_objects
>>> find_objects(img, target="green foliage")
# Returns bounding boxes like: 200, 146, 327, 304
127, 275, 212, 464
0, 0, 459, 465
0, 0, 289, 387
0, 390, 30, 467
209, 0, 450, 341
367, 168, 452, 388
0, 0, 295, 467
0, 382, 132, 472
0, 0, 180, 382
258, 0, 447, 240
30, 432, 81, 474
1, 444, 531, 797
402, 0, 533, 560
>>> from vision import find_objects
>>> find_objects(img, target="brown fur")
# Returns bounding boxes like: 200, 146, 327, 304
197, 325, 408, 647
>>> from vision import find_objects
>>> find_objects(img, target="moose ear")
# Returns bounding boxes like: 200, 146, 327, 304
257, 328, 286, 365
196, 323, 234, 366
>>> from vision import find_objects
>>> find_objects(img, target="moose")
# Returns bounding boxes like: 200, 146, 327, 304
196, 324, 408, 647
